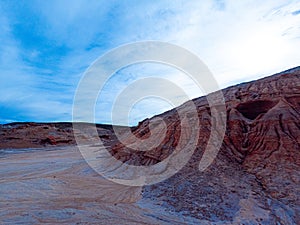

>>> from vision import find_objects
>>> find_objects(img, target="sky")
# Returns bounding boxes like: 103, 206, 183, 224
1, 0, 300, 125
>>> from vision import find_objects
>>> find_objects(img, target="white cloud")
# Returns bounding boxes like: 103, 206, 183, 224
164, 0, 300, 87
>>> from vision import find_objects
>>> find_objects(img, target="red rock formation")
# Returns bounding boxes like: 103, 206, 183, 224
111, 67, 300, 223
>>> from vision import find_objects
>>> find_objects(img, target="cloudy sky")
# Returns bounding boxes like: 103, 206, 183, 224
1, 0, 300, 125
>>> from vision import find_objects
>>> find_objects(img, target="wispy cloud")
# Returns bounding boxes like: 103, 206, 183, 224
0, 0, 300, 125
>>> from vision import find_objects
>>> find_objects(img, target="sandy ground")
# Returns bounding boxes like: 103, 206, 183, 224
0, 146, 203, 225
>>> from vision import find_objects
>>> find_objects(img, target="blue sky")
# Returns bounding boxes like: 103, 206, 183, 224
1, 0, 300, 125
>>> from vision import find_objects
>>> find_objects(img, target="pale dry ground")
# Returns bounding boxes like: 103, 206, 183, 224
0, 146, 203, 225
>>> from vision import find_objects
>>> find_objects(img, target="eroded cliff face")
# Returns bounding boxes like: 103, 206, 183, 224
111, 68, 300, 224
224, 70, 300, 211
1, 68, 299, 224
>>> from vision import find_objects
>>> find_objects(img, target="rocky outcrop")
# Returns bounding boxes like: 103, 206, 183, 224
111, 67, 300, 224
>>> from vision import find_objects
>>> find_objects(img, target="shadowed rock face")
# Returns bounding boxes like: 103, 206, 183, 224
1, 67, 300, 224
236, 100, 278, 120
